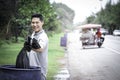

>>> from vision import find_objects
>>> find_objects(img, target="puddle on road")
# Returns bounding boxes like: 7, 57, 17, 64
54, 68, 70, 80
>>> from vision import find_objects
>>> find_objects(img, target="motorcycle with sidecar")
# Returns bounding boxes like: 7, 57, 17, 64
80, 24, 104, 49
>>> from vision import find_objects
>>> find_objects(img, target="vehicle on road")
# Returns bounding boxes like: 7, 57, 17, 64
113, 30, 120, 36
80, 24, 104, 49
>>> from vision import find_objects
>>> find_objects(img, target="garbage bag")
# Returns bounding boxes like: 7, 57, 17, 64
24, 36, 32, 52
16, 48, 30, 69
32, 38, 41, 49
16, 36, 31, 69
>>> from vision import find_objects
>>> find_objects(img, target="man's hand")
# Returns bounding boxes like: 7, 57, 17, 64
32, 38, 41, 49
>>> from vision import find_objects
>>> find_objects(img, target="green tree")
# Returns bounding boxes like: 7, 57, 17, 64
92, 0, 120, 34
102, 0, 120, 34
16, 0, 60, 35
0, 0, 62, 44
0, 0, 18, 40
86, 15, 96, 23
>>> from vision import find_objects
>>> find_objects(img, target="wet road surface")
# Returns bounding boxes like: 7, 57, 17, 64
67, 33, 120, 80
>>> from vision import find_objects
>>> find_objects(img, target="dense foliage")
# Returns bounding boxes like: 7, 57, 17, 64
16, 0, 61, 36
0, 0, 63, 43
86, 0, 120, 34
0, 0, 18, 40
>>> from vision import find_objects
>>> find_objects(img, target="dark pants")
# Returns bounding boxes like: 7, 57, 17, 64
100, 37, 104, 42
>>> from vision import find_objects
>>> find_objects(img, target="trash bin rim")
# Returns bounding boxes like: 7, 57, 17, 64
0, 65, 41, 71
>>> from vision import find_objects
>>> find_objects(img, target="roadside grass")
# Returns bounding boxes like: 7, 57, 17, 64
0, 33, 64, 80
0, 43, 23, 65
47, 33, 64, 80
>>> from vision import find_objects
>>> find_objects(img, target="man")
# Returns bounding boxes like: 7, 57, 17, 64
96, 28, 102, 38
27, 14, 48, 80
96, 28, 104, 42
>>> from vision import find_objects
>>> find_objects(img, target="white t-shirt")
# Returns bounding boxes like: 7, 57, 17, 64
27, 30, 48, 77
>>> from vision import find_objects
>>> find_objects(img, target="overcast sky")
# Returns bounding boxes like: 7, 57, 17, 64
50, 0, 118, 24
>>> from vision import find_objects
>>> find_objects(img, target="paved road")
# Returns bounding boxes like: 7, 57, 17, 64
67, 32, 120, 80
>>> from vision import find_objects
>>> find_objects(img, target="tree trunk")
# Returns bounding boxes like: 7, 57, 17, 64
6, 19, 12, 40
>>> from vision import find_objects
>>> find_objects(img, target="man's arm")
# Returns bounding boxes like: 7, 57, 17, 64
32, 48, 43, 53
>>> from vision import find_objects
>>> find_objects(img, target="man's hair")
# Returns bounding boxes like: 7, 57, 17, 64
31, 14, 44, 22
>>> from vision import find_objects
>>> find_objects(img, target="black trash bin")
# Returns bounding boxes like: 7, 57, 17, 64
0, 65, 41, 80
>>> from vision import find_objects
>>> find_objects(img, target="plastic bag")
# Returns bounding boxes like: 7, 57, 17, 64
32, 38, 41, 49
16, 48, 30, 69
16, 36, 31, 69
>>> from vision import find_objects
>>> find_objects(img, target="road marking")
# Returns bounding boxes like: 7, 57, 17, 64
105, 47, 120, 54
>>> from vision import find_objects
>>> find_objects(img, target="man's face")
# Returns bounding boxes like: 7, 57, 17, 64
31, 17, 44, 32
